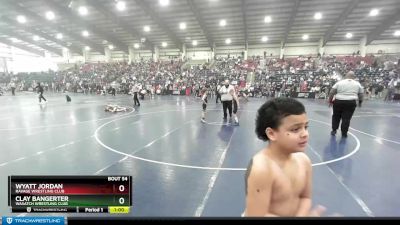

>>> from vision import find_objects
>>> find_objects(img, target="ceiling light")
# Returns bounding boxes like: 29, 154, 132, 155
369, 9, 379, 17
261, 36, 268, 42
116, 1, 126, 11
394, 30, 400, 37
314, 12, 322, 20
134, 43, 140, 49
302, 34, 309, 40
264, 16, 272, 23
179, 22, 186, 30
45, 11, 55, 20
192, 40, 198, 46
78, 6, 88, 16
345, 33, 353, 39
144, 26, 150, 32
33, 35, 40, 41
108, 45, 114, 50
56, 33, 63, 39
85, 46, 90, 51
82, 30, 89, 37
225, 38, 231, 44
159, 0, 170, 7
17, 15, 26, 24
162, 42, 168, 47
219, 19, 226, 27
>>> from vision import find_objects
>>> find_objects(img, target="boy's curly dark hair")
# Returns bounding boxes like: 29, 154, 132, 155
255, 97, 306, 141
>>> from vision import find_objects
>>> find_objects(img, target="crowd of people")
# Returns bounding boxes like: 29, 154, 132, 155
249, 54, 399, 101
0, 53, 399, 101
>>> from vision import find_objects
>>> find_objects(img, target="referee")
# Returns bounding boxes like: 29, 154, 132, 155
328, 71, 363, 138
132, 83, 140, 106
219, 80, 235, 121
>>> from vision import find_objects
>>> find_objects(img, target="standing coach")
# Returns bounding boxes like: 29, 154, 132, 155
328, 71, 364, 138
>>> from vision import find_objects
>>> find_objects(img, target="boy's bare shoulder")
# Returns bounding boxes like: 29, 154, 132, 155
292, 152, 312, 166
251, 150, 273, 173
246, 150, 274, 189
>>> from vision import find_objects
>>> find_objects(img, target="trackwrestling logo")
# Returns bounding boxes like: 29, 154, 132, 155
2, 217, 64, 225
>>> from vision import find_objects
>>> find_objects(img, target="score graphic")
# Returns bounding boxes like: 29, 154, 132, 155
8, 176, 132, 214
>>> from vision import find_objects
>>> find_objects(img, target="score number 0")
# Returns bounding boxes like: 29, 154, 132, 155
118, 184, 126, 205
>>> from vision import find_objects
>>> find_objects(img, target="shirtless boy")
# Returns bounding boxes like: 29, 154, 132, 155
244, 97, 325, 217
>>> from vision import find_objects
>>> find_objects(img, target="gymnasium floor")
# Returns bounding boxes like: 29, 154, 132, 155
0, 93, 399, 217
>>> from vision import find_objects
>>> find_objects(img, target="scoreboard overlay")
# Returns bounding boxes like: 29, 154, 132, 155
8, 176, 132, 214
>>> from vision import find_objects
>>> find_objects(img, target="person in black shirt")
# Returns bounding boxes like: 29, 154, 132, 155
201, 88, 208, 123
36, 82, 47, 104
